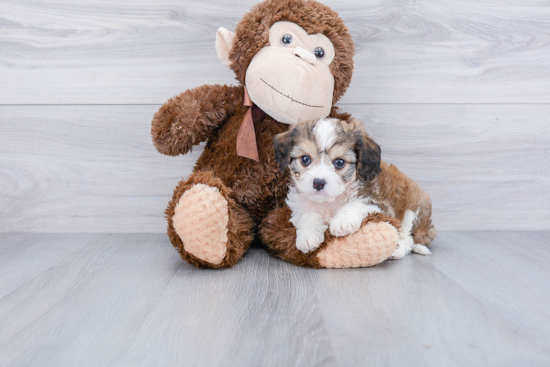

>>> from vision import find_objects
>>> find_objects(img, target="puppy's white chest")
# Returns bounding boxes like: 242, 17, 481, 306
307, 197, 347, 224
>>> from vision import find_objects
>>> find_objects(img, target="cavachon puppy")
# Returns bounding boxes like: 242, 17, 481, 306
273, 118, 437, 259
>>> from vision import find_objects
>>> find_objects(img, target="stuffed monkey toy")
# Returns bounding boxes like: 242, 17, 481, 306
151, 0, 399, 269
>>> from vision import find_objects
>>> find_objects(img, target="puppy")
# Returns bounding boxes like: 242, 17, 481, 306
273, 118, 437, 259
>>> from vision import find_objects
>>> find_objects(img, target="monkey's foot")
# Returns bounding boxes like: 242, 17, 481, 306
317, 220, 398, 268
173, 184, 229, 265
167, 171, 254, 269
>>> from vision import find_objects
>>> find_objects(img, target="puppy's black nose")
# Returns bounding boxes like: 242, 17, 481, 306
313, 178, 326, 191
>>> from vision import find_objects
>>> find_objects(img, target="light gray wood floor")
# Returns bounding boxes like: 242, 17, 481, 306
1, 232, 549, 366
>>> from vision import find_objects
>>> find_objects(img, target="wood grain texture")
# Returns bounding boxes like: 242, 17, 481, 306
313, 231, 550, 367
1, 104, 548, 233
0, 234, 335, 367
0, 233, 98, 298
431, 231, 550, 347
345, 104, 550, 231
0, 232, 549, 366
1, 0, 550, 104
0, 105, 202, 233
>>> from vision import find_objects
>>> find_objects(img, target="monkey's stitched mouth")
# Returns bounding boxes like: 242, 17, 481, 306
260, 78, 324, 109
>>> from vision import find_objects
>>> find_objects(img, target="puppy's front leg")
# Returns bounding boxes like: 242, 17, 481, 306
330, 202, 381, 237
293, 212, 328, 254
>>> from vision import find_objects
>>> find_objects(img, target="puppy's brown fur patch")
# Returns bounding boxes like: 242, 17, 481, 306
363, 163, 437, 246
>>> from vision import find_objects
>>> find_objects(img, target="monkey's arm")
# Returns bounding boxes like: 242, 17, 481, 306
151, 84, 243, 156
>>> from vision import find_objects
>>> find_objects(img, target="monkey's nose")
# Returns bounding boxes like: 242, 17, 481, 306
313, 178, 326, 191
294, 46, 317, 65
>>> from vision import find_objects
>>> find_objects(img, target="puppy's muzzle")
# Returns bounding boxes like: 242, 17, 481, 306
313, 178, 326, 191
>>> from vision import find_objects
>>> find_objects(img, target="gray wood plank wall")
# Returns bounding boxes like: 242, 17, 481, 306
1, 0, 549, 232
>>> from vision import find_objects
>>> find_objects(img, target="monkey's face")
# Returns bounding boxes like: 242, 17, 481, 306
216, 20, 338, 125
244, 22, 335, 125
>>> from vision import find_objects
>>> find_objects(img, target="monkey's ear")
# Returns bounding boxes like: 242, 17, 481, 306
355, 132, 382, 182
215, 27, 236, 67
273, 130, 295, 172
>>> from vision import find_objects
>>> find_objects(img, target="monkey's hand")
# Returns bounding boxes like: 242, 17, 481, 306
151, 84, 242, 156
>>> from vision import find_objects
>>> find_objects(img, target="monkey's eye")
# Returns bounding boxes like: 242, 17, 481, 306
314, 47, 325, 59
333, 159, 346, 169
301, 155, 312, 166
281, 34, 293, 45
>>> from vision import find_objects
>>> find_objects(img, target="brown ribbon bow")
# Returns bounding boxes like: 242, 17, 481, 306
236, 87, 266, 162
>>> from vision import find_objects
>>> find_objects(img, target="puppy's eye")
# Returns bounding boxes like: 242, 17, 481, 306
333, 159, 346, 169
314, 47, 325, 59
301, 155, 312, 166
281, 34, 293, 45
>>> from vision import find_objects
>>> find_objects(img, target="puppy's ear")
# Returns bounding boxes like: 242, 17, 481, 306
273, 128, 297, 172
355, 131, 382, 182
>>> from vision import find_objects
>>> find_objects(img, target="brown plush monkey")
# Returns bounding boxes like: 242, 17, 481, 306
151, 0, 399, 268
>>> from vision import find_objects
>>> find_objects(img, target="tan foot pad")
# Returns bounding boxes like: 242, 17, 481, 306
317, 221, 398, 268
173, 184, 229, 265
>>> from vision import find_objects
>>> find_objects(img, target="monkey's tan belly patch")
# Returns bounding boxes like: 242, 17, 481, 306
172, 184, 229, 265
317, 221, 398, 268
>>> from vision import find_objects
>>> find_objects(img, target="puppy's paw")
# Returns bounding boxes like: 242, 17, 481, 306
296, 230, 324, 254
412, 244, 431, 256
389, 246, 407, 260
390, 234, 414, 260
329, 215, 362, 237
